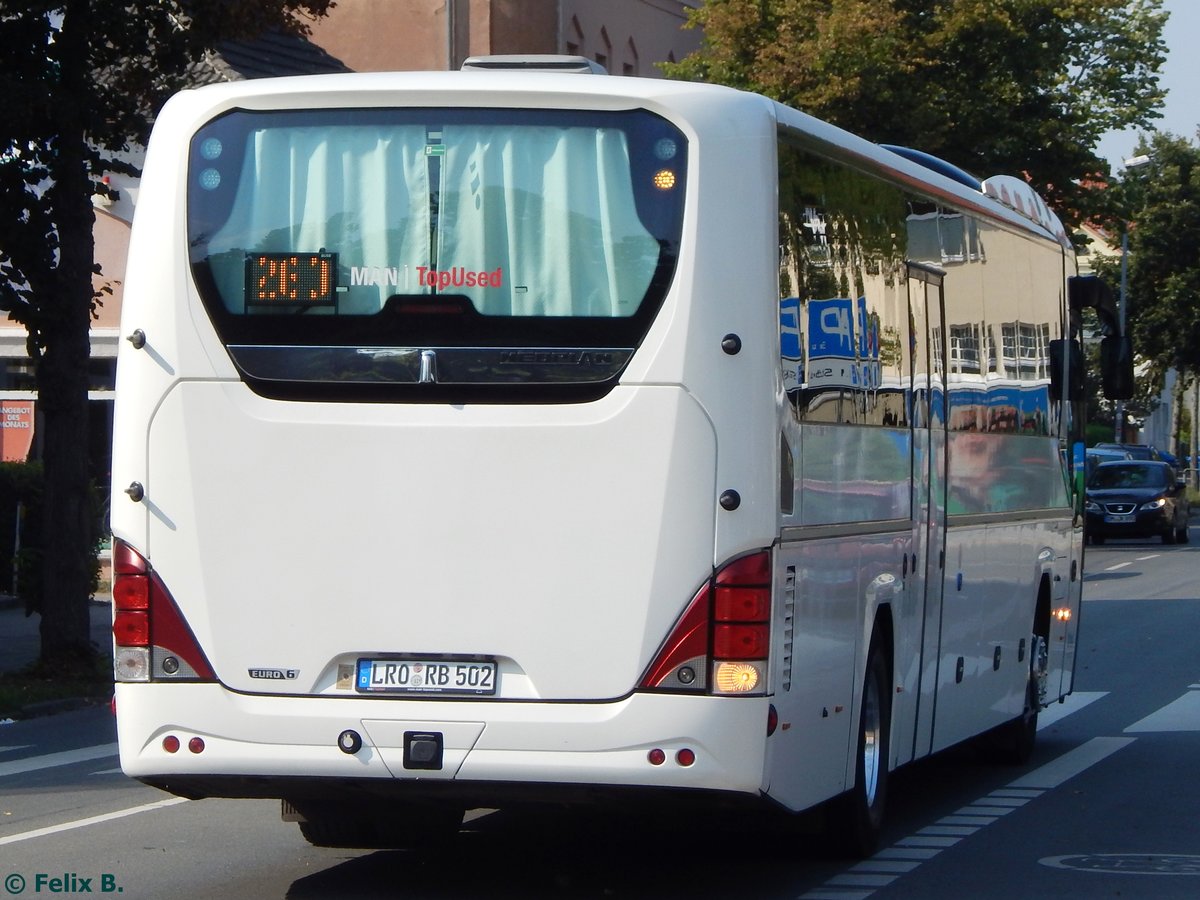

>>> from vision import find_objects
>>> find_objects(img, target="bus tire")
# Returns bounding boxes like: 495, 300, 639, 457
826, 639, 891, 858
295, 803, 376, 848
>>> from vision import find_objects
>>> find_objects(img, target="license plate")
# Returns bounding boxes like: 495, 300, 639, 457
1105, 514, 1135, 524
355, 658, 496, 695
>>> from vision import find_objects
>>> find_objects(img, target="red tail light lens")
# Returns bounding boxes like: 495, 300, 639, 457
111, 539, 216, 683
113, 574, 150, 611
638, 583, 710, 690
716, 552, 771, 585
714, 623, 769, 659
715, 585, 770, 621
113, 610, 150, 647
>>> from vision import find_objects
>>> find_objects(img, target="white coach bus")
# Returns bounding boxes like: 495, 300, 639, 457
111, 57, 1125, 854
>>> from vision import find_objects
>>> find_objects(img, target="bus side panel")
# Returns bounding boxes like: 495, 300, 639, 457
932, 517, 1069, 752
765, 530, 905, 813
934, 523, 997, 751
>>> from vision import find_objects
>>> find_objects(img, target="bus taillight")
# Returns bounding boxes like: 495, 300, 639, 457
711, 550, 771, 695
112, 539, 216, 684
639, 550, 771, 696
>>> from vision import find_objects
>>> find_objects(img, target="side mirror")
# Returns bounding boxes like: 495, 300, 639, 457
1100, 335, 1134, 400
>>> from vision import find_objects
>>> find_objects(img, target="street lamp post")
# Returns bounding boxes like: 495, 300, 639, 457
1115, 228, 1129, 442
1114, 154, 1153, 444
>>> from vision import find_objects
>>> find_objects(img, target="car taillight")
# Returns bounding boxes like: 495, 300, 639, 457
111, 539, 215, 683
639, 550, 771, 696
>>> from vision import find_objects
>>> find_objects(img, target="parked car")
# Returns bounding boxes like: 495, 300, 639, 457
1094, 442, 1163, 461
1085, 460, 1191, 545
1085, 447, 1132, 481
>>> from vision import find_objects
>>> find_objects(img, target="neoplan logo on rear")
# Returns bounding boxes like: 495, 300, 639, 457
249, 668, 299, 680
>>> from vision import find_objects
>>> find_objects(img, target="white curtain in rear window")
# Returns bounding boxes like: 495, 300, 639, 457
208, 125, 431, 313
438, 125, 661, 317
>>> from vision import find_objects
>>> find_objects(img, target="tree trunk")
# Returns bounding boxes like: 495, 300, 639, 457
35, 1, 100, 673
35, 320, 96, 673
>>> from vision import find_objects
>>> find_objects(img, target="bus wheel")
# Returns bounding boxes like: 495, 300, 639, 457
826, 640, 891, 857
294, 802, 376, 848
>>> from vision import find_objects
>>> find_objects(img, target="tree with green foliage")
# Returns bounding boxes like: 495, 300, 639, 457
664, 0, 1168, 224
1117, 134, 1200, 379
1117, 133, 1200, 469
0, 0, 335, 673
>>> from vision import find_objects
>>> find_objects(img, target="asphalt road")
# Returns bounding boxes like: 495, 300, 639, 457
2, 532, 1198, 899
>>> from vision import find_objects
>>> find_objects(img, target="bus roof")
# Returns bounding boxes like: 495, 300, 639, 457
162, 69, 1069, 248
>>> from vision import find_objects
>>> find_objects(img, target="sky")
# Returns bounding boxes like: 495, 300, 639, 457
1096, 0, 1200, 171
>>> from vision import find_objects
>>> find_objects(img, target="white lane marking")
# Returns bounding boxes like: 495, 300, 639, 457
895, 835, 962, 847
0, 744, 117, 778
872, 847, 940, 860
828, 873, 898, 888
1125, 690, 1200, 732
942, 815, 998, 825
1008, 737, 1135, 790
1038, 692, 1107, 729
0, 797, 189, 847
851, 861, 921, 874
920, 825, 979, 837
956, 805, 1016, 817
1106, 562, 1132, 571
974, 801, 1032, 816
989, 788, 1043, 799
0, 745, 32, 755
1135, 555, 1161, 561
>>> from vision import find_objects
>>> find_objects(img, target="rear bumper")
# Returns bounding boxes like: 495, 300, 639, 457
115, 684, 770, 805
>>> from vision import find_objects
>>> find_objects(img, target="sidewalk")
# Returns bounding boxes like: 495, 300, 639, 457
0, 594, 112, 675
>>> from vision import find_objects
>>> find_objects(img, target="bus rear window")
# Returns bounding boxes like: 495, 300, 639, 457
186, 107, 686, 399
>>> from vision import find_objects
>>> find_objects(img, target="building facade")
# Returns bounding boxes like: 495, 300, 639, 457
306, 0, 701, 76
